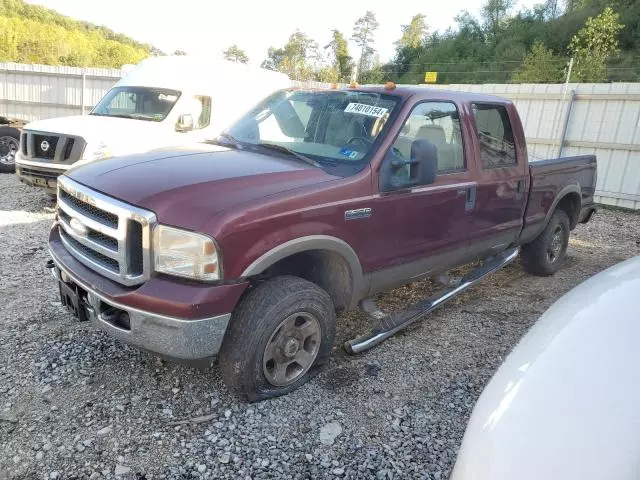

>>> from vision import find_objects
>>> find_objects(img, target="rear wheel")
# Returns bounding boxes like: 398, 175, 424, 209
0, 127, 20, 173
218, 276, 335, 402
521, 209, 570, 276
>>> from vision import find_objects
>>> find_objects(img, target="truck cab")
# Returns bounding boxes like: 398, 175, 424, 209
15, 56, 291, 195
47, 85, 596, 401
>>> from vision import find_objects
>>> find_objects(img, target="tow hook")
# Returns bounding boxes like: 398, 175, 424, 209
45, 259, 55, 269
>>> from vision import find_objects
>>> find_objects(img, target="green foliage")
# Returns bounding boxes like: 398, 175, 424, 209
324, 30, 353, 82
391, 1, 639, 84
396, 14, 428, 49
223, 44, 249, 64
0, 0, 153, 67
512, 41, 565, 82
569, 7, 624, 81
352, 11, 379, 80
261, 31, 318, 80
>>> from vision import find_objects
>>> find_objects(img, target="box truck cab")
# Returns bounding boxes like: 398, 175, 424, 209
15, 56, 291, 194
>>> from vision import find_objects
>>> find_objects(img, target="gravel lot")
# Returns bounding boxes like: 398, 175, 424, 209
1, 172, 638, 480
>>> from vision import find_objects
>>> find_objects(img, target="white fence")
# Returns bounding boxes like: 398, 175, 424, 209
1, 62, 638, 208
429, 83, 640, 209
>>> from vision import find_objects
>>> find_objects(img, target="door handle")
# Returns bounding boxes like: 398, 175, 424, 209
515, 180, 525, 200
465, 186, 476, 212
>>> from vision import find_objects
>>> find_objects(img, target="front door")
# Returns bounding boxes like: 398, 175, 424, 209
364, 101, 475, 294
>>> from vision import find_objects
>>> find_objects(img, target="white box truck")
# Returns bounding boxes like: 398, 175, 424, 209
15, 56, 291, 195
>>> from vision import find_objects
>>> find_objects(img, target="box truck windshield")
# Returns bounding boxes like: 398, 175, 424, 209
91, 86, 181, 122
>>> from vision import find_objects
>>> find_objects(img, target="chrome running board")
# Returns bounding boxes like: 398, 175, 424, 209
344, 247, 520, 354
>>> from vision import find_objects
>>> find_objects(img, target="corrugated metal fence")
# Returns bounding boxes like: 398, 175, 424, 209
1, 62, 639, 208
429, 83, 640, 209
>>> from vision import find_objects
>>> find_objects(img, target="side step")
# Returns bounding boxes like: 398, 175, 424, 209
344, 247, 520, 354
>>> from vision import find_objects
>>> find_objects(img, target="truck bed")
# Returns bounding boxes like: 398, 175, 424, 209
521, 154, 597, 243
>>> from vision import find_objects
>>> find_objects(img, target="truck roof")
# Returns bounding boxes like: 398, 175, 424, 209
329, 85, 513, 105
116, 55, 291, 93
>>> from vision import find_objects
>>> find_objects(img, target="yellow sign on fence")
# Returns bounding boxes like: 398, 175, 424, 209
424, 71, 438, 83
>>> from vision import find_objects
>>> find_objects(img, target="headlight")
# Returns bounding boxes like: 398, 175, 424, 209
153, 225, 221, 281
83, 142, 112, 161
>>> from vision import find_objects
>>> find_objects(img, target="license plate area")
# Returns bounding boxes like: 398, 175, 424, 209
33, 177, 47, 187
58, 275, 89, 322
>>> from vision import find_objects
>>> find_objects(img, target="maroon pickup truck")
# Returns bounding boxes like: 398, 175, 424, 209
47, 85, 597, 401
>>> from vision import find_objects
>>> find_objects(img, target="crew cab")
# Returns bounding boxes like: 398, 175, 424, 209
46, 85, 597, 401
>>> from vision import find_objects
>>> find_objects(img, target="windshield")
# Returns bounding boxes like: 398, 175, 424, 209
224, 89, 400, 168
91, 86, 181, 122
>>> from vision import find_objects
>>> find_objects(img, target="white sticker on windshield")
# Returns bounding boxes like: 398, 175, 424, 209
344, 103, 388, 118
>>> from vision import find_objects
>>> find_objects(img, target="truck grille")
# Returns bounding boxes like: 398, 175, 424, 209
20, 130, 85, 164
34, 135, 59, 159
56, 176, 156, 286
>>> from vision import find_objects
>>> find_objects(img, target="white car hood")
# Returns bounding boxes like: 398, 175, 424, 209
23, 115, 163, 148
451, 256, 640, 480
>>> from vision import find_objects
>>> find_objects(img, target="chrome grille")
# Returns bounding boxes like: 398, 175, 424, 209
59, 189, 118, 227
56, 176, 156, 286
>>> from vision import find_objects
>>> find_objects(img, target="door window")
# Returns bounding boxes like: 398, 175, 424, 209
392, 101, 465, 173
472, 104, 516, 168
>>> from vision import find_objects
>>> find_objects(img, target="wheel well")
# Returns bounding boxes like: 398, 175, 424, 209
254, 250, 353, 312
556, 192, 581, 229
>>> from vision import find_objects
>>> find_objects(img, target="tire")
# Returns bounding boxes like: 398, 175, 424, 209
0, 127, 20, 173
219, 276, 336, 402
521, 209, 570, 277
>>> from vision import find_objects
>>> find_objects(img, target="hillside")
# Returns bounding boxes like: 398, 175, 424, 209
391, 0, 640, 84
0, 0, 156, 68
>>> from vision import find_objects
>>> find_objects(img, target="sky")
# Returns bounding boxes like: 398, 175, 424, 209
28, 0, 541, 65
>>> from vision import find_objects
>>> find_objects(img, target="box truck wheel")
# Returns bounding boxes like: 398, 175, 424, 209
219, 276, 335, 402
521, 209, 570, 276
0, 127, 20, 173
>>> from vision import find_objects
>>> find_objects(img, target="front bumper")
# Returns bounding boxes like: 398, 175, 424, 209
51, 259, 232, 360
49, 225, 248, 360
15, 156, 68, 194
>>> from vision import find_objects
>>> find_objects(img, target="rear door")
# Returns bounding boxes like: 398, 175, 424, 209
467, 102, 529, 258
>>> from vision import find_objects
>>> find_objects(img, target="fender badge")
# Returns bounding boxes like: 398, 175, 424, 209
345, 208, 372, 220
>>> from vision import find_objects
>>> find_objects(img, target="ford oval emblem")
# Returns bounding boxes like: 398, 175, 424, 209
69, 217, 89, 237
40, 140, 50, 152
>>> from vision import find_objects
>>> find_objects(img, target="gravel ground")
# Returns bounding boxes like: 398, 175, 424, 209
1, 173, 639, 480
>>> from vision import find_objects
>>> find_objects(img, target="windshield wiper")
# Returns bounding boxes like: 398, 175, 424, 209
90, 113, 154, 121
255, 143, 321, 168
208, 133, 244, 149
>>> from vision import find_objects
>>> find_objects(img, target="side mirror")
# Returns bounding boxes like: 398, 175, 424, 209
176, 113, 194, 132
380, 138, 438, 192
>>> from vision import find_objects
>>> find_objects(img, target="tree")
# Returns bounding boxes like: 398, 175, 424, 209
324, 29, 353, 81
569, 7, 624, 81
261, 30, 318, 80
512, 41, 565, 82
0, 0, 152, 67
396, 14, 428, 49
351, 11, 379, 81
223, 44, 249, 63
481, 0, 516, 38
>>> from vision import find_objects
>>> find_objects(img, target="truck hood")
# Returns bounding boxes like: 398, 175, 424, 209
66, 144, 339, 230
24, 114, 163, 146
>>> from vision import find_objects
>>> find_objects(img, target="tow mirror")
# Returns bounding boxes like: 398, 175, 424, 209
176, 113, 194, 132
380, 138, 438, 192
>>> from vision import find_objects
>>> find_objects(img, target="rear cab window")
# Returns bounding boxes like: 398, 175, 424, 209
472, 103, 516, 168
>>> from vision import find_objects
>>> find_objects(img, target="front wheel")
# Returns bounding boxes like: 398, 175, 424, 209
218, 276, 335, 402
521, 209, 570, 276
0, 127, 20, 173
